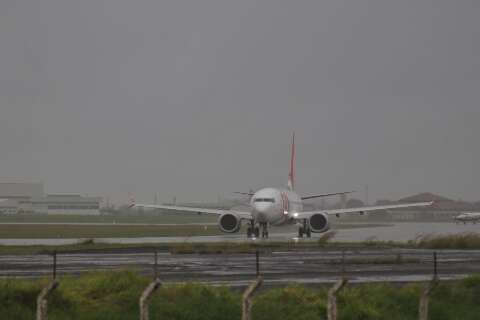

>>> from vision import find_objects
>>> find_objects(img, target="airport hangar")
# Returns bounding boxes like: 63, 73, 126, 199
0, 180, 101, 215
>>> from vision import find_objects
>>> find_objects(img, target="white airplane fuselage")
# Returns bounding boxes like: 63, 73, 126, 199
250, 187, 302, 226
455, 212, 480, 223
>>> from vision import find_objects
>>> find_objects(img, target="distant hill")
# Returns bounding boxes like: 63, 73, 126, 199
396, 192, 474, 211
398, 192, 453, 203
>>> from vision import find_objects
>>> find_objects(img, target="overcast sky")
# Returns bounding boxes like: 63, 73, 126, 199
1, 0, 479, 203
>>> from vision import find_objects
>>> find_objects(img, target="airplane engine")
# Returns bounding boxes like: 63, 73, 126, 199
308, 213, 330, 233
218, 213, 241, 233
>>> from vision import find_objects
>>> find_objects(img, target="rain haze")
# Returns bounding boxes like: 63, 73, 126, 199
1, 0, 479, 204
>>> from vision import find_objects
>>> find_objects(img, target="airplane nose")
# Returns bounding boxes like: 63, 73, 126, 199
254, 203, 272, 216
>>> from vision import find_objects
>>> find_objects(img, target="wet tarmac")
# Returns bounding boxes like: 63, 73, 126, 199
2, 248, 480, 286
2, 222, 479, 286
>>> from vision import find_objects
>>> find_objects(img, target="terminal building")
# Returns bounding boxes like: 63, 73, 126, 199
0, 180, 101, 215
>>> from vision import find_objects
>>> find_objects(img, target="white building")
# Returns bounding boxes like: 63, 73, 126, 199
0, 180, 101, 215
0, 180, 44, 214
24, 194, 102, 215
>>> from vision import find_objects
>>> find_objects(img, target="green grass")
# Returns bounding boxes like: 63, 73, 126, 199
2, 271, 480, 320
0, 224, 222, 239
0, 213, 217, 224
0, 213, 389, 239
409, 233, 480, 249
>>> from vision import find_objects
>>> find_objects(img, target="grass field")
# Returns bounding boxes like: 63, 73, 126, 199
0, 212, 218, 224
0, 213, 390, 239
2, 271, 480, 320
0, 223, 386, 239
0, 224, 223, 239
2, 233, 480, 255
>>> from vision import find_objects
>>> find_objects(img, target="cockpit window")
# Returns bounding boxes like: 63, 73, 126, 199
254, 198, 275, 203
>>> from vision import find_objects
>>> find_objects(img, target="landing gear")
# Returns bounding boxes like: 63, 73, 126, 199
247, 221, 268, 239
247, 227, 259, 238
247, 220, 260, 238
298, 220, 311, 238
260, 222, 269, 239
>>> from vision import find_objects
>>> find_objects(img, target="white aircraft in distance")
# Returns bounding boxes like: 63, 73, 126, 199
131, 134, 433, 239
454, 212, 480, 224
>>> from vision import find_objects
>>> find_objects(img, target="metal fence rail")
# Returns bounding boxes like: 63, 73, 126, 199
2, 248, 480, 285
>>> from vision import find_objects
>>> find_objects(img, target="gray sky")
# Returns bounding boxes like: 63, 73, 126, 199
1, 0, 479, 203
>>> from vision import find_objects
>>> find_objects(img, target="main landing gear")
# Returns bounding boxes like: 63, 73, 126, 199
298, 219, 311, 238
247, 220, 259, 238
247, 221, 269, 239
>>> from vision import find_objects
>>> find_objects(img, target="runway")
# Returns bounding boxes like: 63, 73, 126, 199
2, 248, 480, 286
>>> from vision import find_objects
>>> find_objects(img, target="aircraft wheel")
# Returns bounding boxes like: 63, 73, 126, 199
298, 227, 304, 238
254, 227, 260, 238
247, 228, 252, 238
306, 228, 312, 238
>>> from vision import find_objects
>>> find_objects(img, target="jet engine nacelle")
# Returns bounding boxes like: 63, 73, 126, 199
218, 213, 241, 233
308, 213, 330, 233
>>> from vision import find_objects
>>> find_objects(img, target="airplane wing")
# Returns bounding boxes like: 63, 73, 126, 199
301, 191, 355, 200
131, 203, 253, 220
295, 201, 433, 219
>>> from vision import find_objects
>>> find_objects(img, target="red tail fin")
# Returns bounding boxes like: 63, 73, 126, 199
288, 133, 295, 191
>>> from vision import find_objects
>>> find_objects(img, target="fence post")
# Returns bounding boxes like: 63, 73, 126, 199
255, 250, 260, 277
327, 278, 348, 320
36, 280, 59, 320
139, 279, 162, 320
419, 252, 439, 320
419, 278, 438, 320
139, 251, 162, 320
52, 250, 57, 279
154, 251, 158, 279
242, 277, 263, 320
36, 252, 60, 320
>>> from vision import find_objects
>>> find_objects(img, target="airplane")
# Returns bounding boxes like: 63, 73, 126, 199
131, 134, 433, 238
454, 212, 480, 224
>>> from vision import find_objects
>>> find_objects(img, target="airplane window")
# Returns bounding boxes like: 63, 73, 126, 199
254, 198, 275, 203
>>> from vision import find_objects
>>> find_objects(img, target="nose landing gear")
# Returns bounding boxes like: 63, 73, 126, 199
260, 222, 269, 239
246, 221, 269, 239
298, 219, 312, 238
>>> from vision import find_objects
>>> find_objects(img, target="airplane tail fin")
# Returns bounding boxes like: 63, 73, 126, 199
127, 193, 135, 209
288, 133, 295, 191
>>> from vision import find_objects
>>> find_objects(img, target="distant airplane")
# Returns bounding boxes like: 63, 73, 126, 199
131, 134, 433, 238
454, 212, 480, 224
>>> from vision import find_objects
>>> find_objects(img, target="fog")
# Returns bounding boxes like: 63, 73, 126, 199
1, 0, 479, 203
